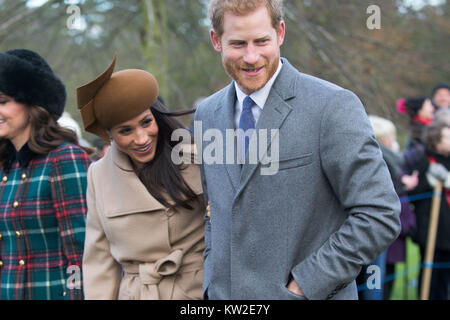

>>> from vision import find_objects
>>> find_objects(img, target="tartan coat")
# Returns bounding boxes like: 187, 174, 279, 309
0, 141, 90, 300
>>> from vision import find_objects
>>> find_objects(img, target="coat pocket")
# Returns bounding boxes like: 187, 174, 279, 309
280, 284, 308, 300
263, 153, 313, 172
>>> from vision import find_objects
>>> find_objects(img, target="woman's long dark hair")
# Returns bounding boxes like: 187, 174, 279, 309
137, 99, 199, 210
0, 105, 82, 164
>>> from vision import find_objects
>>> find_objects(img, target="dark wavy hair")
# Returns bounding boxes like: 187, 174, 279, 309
137, 99, 199, 210
0, 105, 82, 164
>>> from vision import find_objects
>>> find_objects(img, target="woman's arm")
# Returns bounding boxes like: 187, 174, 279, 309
82, 162, 122, 300
50, 144, 90, 300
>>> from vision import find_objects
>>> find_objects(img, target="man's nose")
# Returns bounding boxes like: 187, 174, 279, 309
243, 44, 260, 65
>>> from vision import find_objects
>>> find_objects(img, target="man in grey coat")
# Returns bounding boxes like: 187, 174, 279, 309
194, 0, 401, 300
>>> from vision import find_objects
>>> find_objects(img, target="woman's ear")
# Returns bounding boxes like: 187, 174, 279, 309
106, 129, 113, 140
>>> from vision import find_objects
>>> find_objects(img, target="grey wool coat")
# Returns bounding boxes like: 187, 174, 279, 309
194, 58, 401, 300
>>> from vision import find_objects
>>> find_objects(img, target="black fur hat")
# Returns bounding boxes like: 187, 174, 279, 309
0, 49, 66, 117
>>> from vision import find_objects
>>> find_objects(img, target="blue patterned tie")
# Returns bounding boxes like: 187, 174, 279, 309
239, 96, 256, 155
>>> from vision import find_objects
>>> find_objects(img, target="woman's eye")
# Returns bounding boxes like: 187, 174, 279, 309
142, 119, 152, 126
119, 128, 131, 135
0, 100, 8, 104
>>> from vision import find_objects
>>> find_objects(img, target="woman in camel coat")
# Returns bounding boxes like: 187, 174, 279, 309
78, 54, 205, 300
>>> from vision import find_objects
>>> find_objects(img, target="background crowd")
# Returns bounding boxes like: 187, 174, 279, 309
0, 0, 449, 300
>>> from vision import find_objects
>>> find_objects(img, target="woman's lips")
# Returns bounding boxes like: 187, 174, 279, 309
134, 142, 152, 155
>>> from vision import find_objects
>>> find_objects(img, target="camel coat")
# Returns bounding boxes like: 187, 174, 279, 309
82, 142, 205, 300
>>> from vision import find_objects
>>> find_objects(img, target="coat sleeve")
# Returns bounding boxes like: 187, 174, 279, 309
291, 89, 401, 300
50, 145, 90, 300
199, 164, 211, 261
194, 106, 212, 296
82, 163, 122, 300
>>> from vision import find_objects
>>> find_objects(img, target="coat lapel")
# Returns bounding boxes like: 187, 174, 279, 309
211, 83, 241, 192
237, 59, 297, 197
102, 142, 165, 216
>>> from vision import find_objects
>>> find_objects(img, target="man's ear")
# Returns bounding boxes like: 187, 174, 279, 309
210, 28, 222, 52
277, 20, 286, 46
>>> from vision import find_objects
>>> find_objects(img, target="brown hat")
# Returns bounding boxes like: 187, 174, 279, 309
76, 54, 159, 142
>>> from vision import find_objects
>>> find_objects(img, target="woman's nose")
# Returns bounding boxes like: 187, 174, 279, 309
134, 128, 148, 145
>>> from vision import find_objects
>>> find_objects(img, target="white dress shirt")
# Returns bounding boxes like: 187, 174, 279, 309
234, 60, 283, 162
234, 59, 283, 129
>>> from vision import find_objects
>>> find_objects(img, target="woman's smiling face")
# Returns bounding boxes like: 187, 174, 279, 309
109, 108, 159, 169
0, 92, 31, 150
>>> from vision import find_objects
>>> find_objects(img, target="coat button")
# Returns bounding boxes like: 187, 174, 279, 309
21, 173, 27, 180
19, 260, 25, 267
2, 176, 7, 183
165, 208, 175, 217
13, 201, 19, 208
62, 291, 67, 297
15, 231, 21, 239
0, 261, 3, 267
0, 233, 2, 240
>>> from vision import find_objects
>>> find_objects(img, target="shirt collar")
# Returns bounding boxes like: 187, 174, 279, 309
235, 59, 283, 109
3, 140, 38, 173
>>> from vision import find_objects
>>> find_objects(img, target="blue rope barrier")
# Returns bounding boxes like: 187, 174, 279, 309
399, 191, 435, 203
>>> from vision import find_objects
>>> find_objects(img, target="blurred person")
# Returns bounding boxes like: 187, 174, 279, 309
0, 49, 90, 299
79, 55, 205, 300
188, 96, 206, 134
58, 111, 93, 150
434, 107, 450, 127
367, 115, 418, 300
195, 0, 401, 300
431, 83, 450, 110
397, 96, 434, 150
403, 120, 450, 300
90, 136, 109, 161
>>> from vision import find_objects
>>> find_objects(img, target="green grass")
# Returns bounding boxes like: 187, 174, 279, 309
390, 238, 421, 300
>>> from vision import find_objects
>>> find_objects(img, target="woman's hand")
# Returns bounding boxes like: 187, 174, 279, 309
401, 170, 419, 190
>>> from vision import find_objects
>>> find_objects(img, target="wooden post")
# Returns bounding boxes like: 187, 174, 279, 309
420, 180, 443, 300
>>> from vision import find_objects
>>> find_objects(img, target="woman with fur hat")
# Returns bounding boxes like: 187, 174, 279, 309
0, 49, 90, 299
397, 96, 435, 150
79, 54, 205, 300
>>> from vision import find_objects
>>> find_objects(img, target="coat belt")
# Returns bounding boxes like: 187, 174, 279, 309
122, 249, 202, 299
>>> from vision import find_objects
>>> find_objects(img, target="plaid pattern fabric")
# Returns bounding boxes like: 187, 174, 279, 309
0, 143, 90, 300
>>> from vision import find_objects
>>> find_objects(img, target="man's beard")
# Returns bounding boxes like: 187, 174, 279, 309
223, 56, 279, 95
